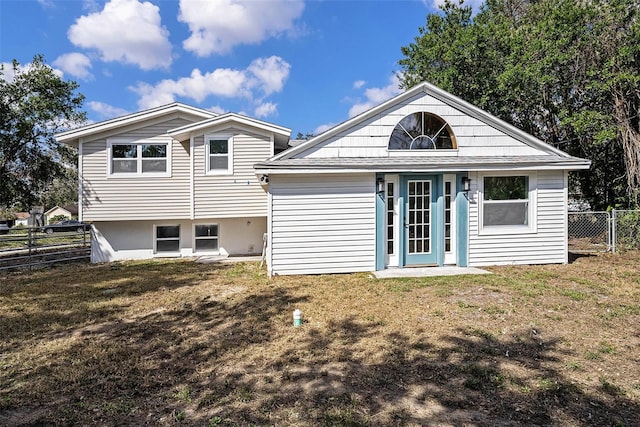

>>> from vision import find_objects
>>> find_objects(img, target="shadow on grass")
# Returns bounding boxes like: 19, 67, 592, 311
1, 264, 638, 426
0, 260, 232, 341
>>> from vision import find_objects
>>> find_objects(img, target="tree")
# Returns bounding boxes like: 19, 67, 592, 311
399, 0, 640, 209
0, 55, 85, 211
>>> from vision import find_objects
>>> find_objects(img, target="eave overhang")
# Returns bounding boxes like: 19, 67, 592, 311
254, 155, 591, 175
55, 103, 217, 147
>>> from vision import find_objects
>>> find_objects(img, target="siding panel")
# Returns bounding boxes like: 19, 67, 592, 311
81, 117, 193, 221
296, 92, 553, 160
193, 132, 270, 218
468, 170, 567, 265
270, 173, 376, 275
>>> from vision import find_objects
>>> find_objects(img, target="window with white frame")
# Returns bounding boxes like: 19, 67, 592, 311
155, 225, 180, 253
482, 175, 530, 227
205, 135, 233, 174
194, 224, 219, 252
109, 139, 169, 176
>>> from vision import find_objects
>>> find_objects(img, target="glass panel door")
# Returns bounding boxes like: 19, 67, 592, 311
403, 175, 441, 266
407, 180, 431, 255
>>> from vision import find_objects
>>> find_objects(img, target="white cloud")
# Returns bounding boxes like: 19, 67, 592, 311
52, 53, 93, 80
178, 0, 304, 56
247, 56, 290, 95
0, 62, 18, 82
68, 0, 172, 70
207, 105, 227, 114
348, 75, 401, 118
87, 101, 129, 119
254, 102, 277, 118
0, 61, 63, 82
353, 80, 366, 89
313, 123, 336, 135
131, 56, 291, 110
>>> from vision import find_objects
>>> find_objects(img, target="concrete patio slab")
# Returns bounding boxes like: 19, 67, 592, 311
374, 266, 491, 279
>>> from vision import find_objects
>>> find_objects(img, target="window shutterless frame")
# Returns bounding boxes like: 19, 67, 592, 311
478, 172, 537, 235
107, 138, 171, 177
154, 224, 180, 254
204, 134, 233, 175
193, 223, 220, 253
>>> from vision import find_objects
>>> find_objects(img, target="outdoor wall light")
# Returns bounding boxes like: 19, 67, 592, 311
377, 177, 385, 193
461, 176, 471, 192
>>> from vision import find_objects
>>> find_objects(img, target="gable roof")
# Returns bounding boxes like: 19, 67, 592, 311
271, 82, 576, 161
167, 112, 292, 149
56, 103, 217, 146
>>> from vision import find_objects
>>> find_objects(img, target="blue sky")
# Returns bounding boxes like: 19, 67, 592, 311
0, 0, 482, 136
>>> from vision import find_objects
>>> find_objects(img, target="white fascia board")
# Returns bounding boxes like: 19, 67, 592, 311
254, 162, 591, 175
168, 113, 291, 141
56, 103, 216, 144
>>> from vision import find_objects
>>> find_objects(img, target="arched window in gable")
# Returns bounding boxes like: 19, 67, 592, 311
388, 112, 457, 150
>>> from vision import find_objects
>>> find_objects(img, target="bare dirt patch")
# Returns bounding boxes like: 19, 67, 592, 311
1, 254, 639, 426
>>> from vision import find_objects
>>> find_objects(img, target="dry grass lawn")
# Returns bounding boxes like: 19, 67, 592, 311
1, 252, 639, 426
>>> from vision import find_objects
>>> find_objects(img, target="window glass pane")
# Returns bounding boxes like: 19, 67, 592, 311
142, 159, 166, 173
209, 140, 228, 154
484, 202, 529, 226
210, 156, 228, 170
195, 239, 219, 251
484, 176, 528, 200
157, 240, 179, 252
195, 224, 218, 237
156, 225, 179, 239
388, 112, 456, 150
112, 144, 136, 158
112, 159, 137, 173
142, 144, 166, 158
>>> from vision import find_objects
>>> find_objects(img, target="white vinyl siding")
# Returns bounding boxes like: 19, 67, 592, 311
293, 91, 542, 159
269, 173, 376, 275
193, 131, 270, 218
468, 170, 566, 265
81, 117, 193, 221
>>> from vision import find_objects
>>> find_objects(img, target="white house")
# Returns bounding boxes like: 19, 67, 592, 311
254, 82, 591, 276
56, 103, 291, 262
44, 205, 78, 223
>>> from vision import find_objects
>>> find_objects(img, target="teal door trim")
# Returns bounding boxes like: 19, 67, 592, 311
456, 173, 469, 267
375, 173, 386, 271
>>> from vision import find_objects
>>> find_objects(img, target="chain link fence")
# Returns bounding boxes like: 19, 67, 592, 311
612, 210, 640, 252
568, 210, 640, 253
568, 211, 611, 252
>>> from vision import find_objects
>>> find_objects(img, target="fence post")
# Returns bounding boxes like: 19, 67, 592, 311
612, 210, 617, 253
607, 212, 616, 253
28, 227, 33, 271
